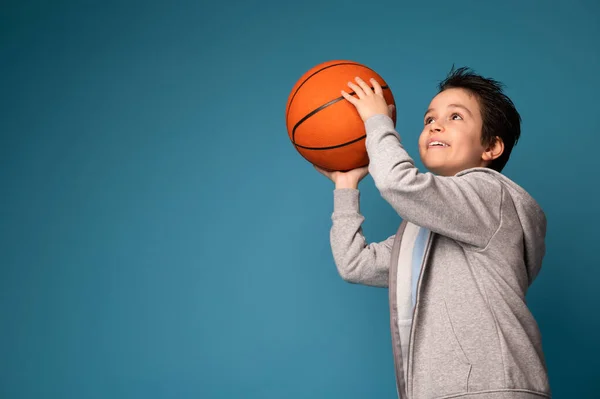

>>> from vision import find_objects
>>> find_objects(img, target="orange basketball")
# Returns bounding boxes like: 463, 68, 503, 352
285, 60, 396, 171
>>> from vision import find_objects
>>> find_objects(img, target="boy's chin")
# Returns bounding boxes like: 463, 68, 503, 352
422, 162, 453, 176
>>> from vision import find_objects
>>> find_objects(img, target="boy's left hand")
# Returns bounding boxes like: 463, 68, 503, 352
341, 77, 395, 122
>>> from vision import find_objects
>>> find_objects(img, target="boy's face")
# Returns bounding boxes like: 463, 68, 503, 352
418, 88, 489, 176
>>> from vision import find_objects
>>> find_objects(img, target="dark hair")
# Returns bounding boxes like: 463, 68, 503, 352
438, 66, 521, 172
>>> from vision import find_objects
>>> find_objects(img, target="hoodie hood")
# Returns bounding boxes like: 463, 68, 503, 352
457, 167, 547, 285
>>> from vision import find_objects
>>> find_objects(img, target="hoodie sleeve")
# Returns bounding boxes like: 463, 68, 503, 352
365, 114, 503, 249
330, 188, 394, 287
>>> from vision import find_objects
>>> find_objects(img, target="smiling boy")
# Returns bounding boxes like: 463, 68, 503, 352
315, 67, 550, 398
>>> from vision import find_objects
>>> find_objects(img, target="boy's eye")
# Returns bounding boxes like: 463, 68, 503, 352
425, 117, 434, 124
451, 113, 463, 120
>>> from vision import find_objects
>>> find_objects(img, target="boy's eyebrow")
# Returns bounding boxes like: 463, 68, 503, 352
449, 103, 473, 117
424, 104, 473, 118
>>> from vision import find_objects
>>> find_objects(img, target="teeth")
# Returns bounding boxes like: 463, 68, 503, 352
429, 141, 448, 147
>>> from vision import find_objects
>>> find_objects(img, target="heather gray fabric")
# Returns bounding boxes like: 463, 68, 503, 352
329, 115, 550, 398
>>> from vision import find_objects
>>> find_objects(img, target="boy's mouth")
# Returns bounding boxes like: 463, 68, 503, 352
428, 140, 450, 148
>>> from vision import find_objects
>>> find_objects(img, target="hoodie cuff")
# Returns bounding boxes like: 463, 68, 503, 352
364, 114, 396, 136
333, 188, 360, 213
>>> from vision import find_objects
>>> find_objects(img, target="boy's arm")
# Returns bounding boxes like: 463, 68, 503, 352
330, 188, 394, 287
365, 114, 502, 249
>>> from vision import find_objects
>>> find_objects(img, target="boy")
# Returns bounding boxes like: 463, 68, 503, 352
315, 67, 550, 398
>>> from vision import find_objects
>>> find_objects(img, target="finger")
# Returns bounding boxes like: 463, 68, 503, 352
347, 81, 365, 99
313, 164, 325, 174
341, 89, 359, 104
314, 164, 332, 175
370, 78, 383, 96
313, 164, 328, 177
354, 77, 373, 96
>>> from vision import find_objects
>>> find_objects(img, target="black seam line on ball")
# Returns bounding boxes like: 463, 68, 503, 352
294, 134, 366, 150
292, 85, 389, 145
286, 62, 362, 123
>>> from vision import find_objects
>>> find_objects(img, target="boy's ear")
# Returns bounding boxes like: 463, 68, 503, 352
482, 136, 504, 163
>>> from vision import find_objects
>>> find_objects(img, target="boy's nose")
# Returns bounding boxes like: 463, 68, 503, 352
430, 121, 444, 132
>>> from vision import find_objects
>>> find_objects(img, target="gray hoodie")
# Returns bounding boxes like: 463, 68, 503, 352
329, 114, 550, 398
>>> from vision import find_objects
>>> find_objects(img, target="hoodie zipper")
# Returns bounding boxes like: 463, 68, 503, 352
405, 231, 434, 398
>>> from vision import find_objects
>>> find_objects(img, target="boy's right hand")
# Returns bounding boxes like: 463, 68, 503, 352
313, 164, 369, 189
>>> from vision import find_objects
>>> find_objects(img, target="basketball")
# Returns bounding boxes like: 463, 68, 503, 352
285, 60, 396, 171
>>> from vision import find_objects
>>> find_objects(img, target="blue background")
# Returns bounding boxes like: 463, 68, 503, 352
2, 1, 599, 398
